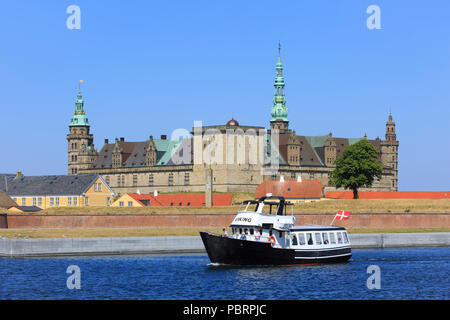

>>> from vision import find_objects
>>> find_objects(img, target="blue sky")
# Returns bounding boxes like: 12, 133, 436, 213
0, 0, 449, 191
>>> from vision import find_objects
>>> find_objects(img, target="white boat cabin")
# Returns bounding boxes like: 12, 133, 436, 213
228, 197, 350, 249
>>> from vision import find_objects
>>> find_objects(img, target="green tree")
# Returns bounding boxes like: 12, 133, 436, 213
329, 139, 383, 199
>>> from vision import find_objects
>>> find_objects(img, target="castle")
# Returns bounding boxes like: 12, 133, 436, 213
67, 47, 399, 195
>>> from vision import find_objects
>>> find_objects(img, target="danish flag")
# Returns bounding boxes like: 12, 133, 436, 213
335, 210, 351, 220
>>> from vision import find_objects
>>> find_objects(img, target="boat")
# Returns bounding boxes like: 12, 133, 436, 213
200, 196, 352, 266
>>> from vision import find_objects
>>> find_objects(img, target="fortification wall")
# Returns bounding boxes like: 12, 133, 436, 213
4, 212, 449, 229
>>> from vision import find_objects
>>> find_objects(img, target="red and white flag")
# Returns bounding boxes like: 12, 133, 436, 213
335, 210, 351, 220
331, 210, 351, 225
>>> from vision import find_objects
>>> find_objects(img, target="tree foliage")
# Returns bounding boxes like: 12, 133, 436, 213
329, 139, 383, 199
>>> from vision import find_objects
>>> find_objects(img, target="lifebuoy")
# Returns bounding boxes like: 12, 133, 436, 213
268, 235, 276, 246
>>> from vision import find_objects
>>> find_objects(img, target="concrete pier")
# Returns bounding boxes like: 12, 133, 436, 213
0, 233, 449, 257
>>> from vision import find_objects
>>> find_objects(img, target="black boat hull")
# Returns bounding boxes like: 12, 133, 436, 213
200, 232, 352, 266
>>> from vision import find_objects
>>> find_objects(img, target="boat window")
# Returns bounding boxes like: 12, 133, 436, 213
298, 233, 306, 245
278, 231, 282, 238
306, 233, 313, 245
329, 232, 336, 244
292, 235, 298, 246
337, 232, 343, 244
343, 232, 349, 244
239, 228, 243, 235
244, 228, 248, 235
314, 233, 322, 245
269, 229, 273, 236
322, 232, 329, 244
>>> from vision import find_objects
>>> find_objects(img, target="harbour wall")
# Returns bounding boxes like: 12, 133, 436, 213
3, 212, 450, 229
0, 233, 449, 257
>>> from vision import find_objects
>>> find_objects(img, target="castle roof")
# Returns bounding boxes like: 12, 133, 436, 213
272, 134, 383, 167
94, 138, 185, 169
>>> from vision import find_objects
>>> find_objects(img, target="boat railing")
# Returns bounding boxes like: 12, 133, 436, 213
238, 198, 294, 217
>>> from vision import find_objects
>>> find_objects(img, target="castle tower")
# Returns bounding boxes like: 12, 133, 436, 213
270, 42, 290, 134
67, 81, 97, 175
380, 113, 399, 190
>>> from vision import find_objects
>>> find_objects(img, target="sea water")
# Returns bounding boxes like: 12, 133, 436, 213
0, 247, 448, 299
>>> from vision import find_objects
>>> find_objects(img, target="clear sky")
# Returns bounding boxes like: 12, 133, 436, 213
0, 0, 449, 191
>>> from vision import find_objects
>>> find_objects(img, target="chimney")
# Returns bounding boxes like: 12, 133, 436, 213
161, 135, 167, 140
154, 190, 158, 197
280, 175, 284, 183
297, 175, 302, 183
104, 139, 109, 144
120, 137, 125, 142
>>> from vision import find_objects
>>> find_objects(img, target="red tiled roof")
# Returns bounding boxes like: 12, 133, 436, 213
325, 191, 450, 199
255, 180, 324, 199
127, 193, 232, 207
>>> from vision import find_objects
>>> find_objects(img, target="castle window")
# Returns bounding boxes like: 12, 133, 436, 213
22, 198, 26, 206
121, 175, 125, 186
119, 201, 124, 207
32, 197, 36, 206
94, 184, 97, 192
56, 197, 60, 206
168, 173, 174, 186
105, 176, 110, 185
38, 197, 42, 206
98, 183, 102, 192
128, 201, 133, 207
184, 173, 190, 186
85, 197, 89, 206
68, 197, 72, 206
149, 174, 154, 186
50, 197, 54, 206
133, 175, 138, 187
73, 197, 77, 206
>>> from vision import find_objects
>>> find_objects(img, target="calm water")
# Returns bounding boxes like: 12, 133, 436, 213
0, 247, 448, 300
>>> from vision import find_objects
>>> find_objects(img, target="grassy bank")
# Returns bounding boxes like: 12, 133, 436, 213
1, 198, 449, 215
0, 227, 449, 239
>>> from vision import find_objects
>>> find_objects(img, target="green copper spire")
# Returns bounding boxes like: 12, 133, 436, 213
271, 41, 288, 122
70, 80, 90, 127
